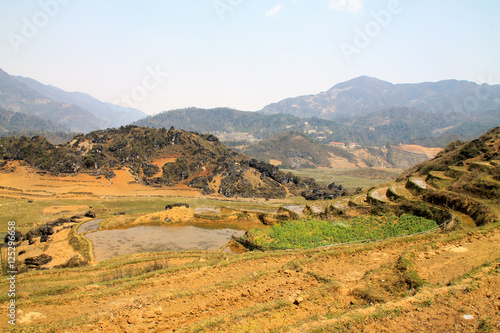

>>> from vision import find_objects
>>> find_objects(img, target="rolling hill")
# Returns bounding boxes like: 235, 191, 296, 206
234, 132, 441, 170
0, 107, 68, 134
133, 107, 301, 140
0, 126, 343, 199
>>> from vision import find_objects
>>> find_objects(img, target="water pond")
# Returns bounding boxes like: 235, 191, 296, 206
84, 224, 246, 261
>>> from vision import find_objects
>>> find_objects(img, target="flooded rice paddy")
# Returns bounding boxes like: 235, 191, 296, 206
83, 221, 246, 261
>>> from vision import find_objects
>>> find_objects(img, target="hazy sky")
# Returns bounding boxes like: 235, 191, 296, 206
1, 0, 499, 115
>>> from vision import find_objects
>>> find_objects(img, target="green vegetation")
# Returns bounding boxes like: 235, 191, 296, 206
245, 214, 438, 250
397, 250, 425, 290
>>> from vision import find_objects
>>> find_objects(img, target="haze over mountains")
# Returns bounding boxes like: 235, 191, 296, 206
1, 68, 499, 149
0, 68, 146, 134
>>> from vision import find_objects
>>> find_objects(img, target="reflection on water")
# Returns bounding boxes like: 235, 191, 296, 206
85, 225, 246, 261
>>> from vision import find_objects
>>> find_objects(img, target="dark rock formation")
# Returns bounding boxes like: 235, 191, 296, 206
142, 162, 160, 177
301, 183, 345, 201
165, 203, 190, 210
84, 211, 96, 218
25, 254, 52, 267
39, 225, 54, 236
4, 231, 23, 243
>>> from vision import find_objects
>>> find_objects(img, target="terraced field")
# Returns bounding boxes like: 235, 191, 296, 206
1, 127, 499, 332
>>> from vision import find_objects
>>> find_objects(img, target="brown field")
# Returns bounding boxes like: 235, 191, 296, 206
40, 205, 89, 215
269, 159, 282, 166
394, 144, 442, 158
0, 161, 301, 233
0, 161, 202, 200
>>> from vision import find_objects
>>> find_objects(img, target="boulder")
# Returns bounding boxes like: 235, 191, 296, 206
25, 254, 52, 267
84, 211, 96, 218
39, 225, 54, 236
165, 203, 190, 210
4, 231, 23, 243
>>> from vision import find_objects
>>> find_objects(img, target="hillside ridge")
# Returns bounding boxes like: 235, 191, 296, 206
0, 126, 343, 200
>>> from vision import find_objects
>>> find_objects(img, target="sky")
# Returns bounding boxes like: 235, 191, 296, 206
0, 0, 499, 115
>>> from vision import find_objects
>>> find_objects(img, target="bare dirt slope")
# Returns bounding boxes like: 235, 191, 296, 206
3, 223, 498, 332
395, 144, 442, 158
0, 161, 202, 199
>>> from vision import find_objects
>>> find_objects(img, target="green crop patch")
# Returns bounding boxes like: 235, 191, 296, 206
244, 214, 438, 250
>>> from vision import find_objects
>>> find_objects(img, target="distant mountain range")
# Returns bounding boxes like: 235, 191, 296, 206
0, 68, 147, 134
14, 75, 146, 129
260, 76, 500, 120
134, 76, 500, 147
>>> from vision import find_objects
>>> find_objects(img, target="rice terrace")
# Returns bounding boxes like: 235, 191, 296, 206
0, 124, 499, 332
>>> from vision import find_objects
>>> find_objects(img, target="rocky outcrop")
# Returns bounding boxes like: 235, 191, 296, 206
0, 126, 342, 200
25, 218, 77, 245
301, 183, 345, 201
4, 231, 23, 243
84, 211, 96, 218
25, 254, 52, 267
165, 203, 190, 210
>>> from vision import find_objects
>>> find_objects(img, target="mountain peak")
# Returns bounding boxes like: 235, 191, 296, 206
330, 76, 393, 91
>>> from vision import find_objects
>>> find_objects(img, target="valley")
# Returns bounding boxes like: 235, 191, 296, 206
0, 126, 498, 332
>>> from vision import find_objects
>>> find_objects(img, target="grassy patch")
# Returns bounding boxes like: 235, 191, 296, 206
98, 259, 170, 282
397, 250, 424, 290
245, 214, 438, 250
67, 225, 93, 262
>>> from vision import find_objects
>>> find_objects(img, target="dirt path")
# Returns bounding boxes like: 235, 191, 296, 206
415, 231, 500, 285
